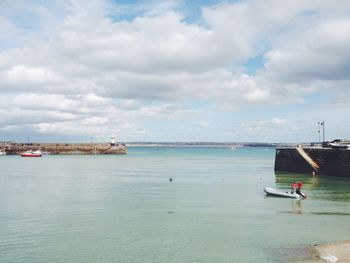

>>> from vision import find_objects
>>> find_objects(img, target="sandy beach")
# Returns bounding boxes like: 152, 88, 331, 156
295, 241, 350, 262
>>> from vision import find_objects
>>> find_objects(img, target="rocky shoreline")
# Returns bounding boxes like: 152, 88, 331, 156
293, 241, 350, 262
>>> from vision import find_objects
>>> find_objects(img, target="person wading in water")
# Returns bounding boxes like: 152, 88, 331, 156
296, 181, 305, 198
291, 182, 297, 193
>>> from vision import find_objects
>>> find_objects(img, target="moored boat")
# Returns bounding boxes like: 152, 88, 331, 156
264, 186, 305, 199
20, 149, 42, 157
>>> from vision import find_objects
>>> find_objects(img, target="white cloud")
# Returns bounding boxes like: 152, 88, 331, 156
0, 0, 349, 141
271, 118, 287, 125
265, 19, 350, 83
2, 66, 62, 87
200, 121, 210, 128
241, 118, 288, 132
81, 116, 108, 126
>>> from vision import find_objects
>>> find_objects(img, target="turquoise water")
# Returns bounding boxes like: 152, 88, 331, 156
0, 147, 350, 263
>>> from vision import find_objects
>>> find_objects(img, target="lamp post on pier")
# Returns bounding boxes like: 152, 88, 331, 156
318, 121, 325, 142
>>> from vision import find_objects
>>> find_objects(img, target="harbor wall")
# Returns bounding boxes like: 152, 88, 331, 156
275, 147, 350, 177
0, 142, 127, 155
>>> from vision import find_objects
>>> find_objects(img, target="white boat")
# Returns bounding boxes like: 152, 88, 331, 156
20, 149, 42, 157
264, 187, 305, 199
0, 150, 6, 155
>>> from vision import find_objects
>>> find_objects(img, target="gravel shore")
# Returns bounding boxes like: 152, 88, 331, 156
294, 241, 350, 262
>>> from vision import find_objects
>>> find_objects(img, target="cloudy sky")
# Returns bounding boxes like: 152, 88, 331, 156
0, 0, 349, 143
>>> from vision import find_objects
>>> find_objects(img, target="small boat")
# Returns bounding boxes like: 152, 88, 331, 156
0, 150, 6, 155
20, 149, 42, 157
264, 187, 305, 199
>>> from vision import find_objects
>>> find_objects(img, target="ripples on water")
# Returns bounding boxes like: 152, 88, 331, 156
0, 147, 349, 263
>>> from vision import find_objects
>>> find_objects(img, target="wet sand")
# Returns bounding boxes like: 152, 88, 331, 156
294, 241, 350, 262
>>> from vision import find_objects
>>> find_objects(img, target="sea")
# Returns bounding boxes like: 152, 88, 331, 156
0, 147, 350, 263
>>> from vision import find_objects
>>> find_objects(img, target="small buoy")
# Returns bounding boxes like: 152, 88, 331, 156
169, 177, 172, 182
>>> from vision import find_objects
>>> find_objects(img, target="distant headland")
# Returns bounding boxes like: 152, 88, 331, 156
1, 140, 301, 155
125, 141, 298, 147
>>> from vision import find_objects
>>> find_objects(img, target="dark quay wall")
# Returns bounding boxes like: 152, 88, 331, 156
275, 147, 350, 177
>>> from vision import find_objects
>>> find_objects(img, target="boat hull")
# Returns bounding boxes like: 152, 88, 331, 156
20, 154, 42, 157
20, 150, 42, 157
264, 187, 305, 199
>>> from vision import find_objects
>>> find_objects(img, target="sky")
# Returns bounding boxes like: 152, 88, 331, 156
0, 0, 350, 143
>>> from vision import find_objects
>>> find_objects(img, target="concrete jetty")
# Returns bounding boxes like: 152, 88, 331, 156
0, 142, 127, 155
275, 146, 350, 177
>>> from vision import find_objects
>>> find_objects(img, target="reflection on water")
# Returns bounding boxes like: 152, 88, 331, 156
275, 172, 350, 200
291, 200, 303, 215
272, 199, 304, 215
310, 175, 320, 188
311, 212, 350, 216
275, 172, 320, 187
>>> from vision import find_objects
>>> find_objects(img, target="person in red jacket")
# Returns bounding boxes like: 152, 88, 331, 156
291, 182, 297, 193
296, 181, 305, 197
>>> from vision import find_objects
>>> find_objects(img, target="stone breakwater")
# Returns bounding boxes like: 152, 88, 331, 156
1, 142, 127, 155
275, 147, 350, 177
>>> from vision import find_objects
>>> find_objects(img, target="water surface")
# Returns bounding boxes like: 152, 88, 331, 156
1, 147, 349, 262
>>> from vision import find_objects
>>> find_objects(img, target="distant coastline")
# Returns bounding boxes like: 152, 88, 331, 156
125, 142, 299, 148
1, 140, 300, 149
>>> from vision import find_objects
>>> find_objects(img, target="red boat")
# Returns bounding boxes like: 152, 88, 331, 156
20, 150, 42, 157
